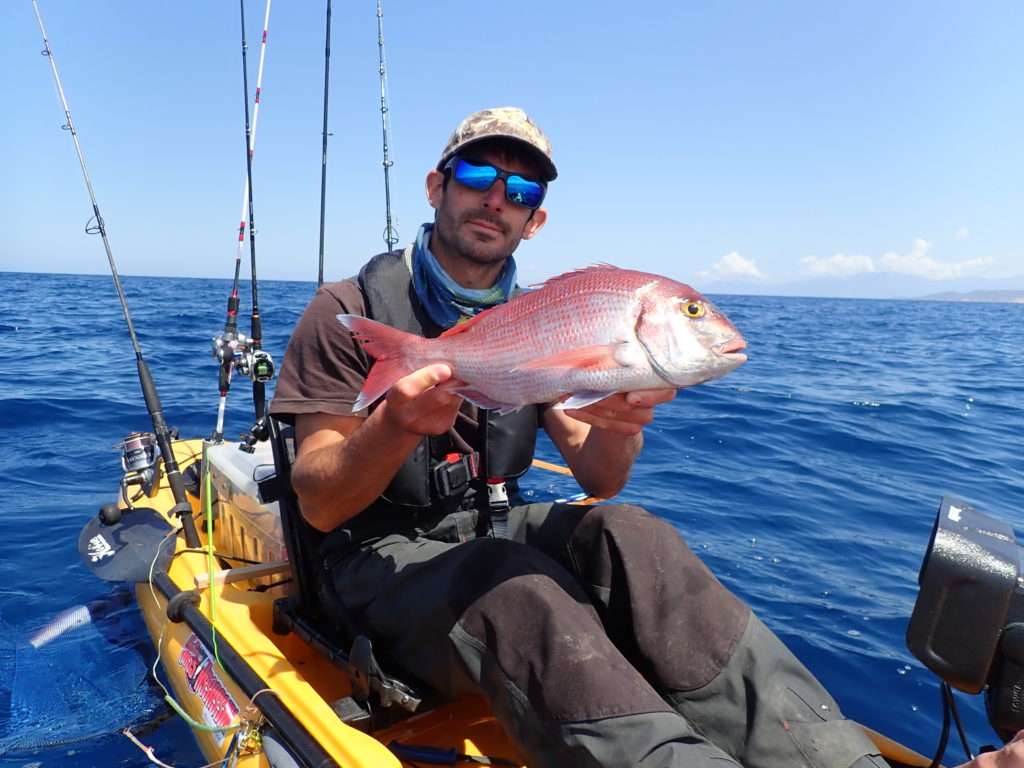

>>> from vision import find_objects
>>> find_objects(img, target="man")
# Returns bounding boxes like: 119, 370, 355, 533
269, 107, 888, 767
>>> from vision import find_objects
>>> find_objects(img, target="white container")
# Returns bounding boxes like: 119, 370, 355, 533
205, 441, 288, 585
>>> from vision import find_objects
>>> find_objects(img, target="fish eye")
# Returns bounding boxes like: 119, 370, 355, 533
681, 301, 706, 318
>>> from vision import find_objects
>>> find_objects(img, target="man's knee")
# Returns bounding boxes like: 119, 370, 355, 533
453, 537, 597, 639
566, 503, 751, 690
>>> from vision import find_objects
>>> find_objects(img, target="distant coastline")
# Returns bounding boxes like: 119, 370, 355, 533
914, 289, 1024, 304
3, 270, 1023, 304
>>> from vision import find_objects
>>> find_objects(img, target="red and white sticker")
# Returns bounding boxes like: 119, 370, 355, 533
178, 633, 241, 745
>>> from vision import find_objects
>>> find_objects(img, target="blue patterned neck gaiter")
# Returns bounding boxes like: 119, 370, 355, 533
410, 223, 517, 329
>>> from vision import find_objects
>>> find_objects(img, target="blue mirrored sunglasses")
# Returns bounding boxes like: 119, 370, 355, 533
445, 156, 547, 209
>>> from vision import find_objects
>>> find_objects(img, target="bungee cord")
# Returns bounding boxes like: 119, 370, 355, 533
32, 0, 200, 548
376, 0, 399, 252
213, 0, 273, 443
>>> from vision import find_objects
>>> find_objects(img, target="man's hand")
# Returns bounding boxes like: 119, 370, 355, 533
292, 363, 464, 531
543, 387, 676, 498
562, 388, 677, 436
380, 363, 464, 437
956, 732, 1024, 767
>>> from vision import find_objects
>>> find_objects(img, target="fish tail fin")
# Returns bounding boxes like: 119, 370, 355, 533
337, 314, 420, 411
355, 358, 416, 411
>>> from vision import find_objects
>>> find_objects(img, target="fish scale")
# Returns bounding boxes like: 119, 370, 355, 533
338, 265, 747, 413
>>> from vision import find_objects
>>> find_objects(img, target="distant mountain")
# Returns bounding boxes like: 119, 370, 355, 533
704, 272, 1024, 301
915, 289, 1024, 303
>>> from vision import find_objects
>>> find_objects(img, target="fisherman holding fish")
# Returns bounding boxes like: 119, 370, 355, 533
270, 107, 889, 767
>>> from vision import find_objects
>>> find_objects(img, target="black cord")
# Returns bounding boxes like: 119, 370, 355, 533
928, 680, 952, 768
253, 577, 294, 592
174, 548, 262, 566
945, 682, 975, 762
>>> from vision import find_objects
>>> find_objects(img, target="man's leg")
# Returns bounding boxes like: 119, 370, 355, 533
513, 502, 888, 768
328, 530, 740, 768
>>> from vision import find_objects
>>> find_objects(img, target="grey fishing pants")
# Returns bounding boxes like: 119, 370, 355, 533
327, 502, 887, 768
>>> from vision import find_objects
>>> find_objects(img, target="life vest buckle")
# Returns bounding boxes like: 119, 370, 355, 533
431, 451, 479, 498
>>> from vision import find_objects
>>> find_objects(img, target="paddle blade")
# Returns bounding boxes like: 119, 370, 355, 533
77, 508, 175, 582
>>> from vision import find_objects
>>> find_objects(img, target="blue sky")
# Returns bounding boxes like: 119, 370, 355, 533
2, 1, 1022, 295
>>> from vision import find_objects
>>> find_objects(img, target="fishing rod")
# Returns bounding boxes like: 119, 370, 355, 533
317, 0, 333, 288
211, 0, 273, 444
376, 0, 399, 253
32, 0, 200, 549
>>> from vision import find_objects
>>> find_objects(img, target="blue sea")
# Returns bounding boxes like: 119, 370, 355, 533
0, 270, 1021, 767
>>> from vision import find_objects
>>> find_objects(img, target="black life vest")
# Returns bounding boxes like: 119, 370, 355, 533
357, 249, 539, 514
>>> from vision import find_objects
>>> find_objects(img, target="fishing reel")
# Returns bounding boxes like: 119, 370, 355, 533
907, 495, 1024, 743
115, 431, 162, 507
211, 331, 275, 383
244, 349, 275, 383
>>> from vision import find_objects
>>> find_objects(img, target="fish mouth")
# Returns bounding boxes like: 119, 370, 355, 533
714, 337, 748, 362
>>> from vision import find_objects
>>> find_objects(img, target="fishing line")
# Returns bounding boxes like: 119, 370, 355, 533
145, 527, 239, 738
123, 725, 238, 768
122, 727, 178, 768
203, 443, 224, 668
376, 0, 399, 252
32, 0, 200, 549
317, 0, 333, 287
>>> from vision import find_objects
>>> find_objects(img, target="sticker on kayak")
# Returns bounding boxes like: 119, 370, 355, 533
947, 504, 962, 522
178, 633, 240, 745
87, 533, 115, 562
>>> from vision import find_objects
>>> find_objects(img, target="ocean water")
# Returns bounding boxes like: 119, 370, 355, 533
0, 270, 1021, 767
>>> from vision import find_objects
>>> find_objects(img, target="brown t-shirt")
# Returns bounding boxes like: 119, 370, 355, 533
269, 279, 371, 422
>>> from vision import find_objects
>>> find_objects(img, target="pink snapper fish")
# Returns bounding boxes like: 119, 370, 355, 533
338, 265, 747, 414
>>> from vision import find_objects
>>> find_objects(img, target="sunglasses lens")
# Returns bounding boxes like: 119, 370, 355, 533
450, 157, 545, 209
453, 159, 498, 191
506, 176, 545, 209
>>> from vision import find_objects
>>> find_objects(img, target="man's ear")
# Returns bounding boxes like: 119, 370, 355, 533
425, 169, 445, 209
521, 207, 547, 240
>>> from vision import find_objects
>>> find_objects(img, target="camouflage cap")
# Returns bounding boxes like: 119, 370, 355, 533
437, 106, 557, 181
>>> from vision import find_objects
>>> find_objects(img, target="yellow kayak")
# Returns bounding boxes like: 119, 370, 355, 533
105, 436, 938, 768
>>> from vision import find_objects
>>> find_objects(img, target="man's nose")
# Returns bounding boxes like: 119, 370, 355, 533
481, 179, 505, 209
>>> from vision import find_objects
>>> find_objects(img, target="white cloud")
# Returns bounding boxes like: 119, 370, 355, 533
699, 251, 766, 281
954, 226, 970, 240
879, 238, 992, 279
799, 238, 994, 280
799, 253, 875, 277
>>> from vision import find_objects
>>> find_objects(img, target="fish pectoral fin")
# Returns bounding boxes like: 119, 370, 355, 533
452, 387, 523, 414
553, 390, 617, 410
437, 309, 492, 337
513, 345, 621, 372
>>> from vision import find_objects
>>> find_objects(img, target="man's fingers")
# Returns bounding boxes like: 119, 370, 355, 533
564, 408, 645, 436
625, 388, 677, 408
435, 377, 468, 393
390, 364, 455, 403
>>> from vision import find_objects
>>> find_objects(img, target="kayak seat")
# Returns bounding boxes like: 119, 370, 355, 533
264, 416, 429, 731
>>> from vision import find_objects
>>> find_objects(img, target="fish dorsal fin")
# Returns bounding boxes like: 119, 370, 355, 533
512, 344, 621, 372
528, 264, 622, 291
